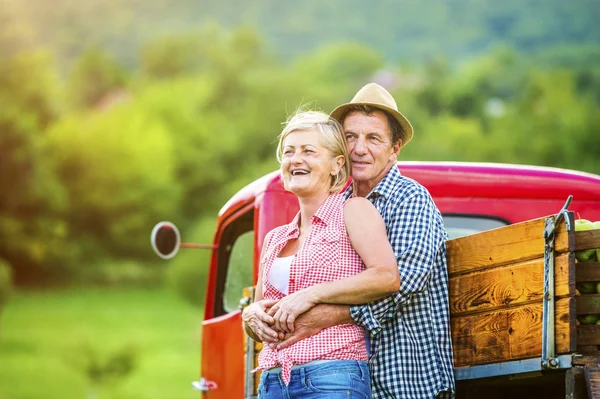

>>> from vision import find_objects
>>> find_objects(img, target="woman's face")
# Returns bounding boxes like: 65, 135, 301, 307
280, 129, 341, 198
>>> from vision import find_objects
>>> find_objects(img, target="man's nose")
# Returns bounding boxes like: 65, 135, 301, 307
354, 136, 368, 155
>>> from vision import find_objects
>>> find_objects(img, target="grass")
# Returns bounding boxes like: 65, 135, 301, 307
0, 287, 204, 399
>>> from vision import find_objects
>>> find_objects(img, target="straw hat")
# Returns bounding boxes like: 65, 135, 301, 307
330, 83, 414, 146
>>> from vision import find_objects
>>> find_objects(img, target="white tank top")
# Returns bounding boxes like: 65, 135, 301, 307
268, 255, 294, 295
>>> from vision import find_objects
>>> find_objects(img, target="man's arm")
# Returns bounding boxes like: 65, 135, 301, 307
351, 189, 447, 335
275, 303, 352, 349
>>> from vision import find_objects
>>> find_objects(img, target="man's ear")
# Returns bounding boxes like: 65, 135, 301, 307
390, 140, 402, 161
331, 155, 345, 175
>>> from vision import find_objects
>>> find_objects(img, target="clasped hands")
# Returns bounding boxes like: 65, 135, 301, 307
242, 288, 318, 348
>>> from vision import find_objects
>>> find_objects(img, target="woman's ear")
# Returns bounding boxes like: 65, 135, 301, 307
331, 155, 345, 176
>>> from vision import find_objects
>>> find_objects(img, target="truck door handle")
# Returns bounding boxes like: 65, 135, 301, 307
192, 378, 218, 391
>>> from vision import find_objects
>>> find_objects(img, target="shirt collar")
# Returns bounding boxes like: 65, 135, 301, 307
313, 193, 343, 224
284, 193, 343, 237
344, 164, 402, 200
284, 212, 301, 238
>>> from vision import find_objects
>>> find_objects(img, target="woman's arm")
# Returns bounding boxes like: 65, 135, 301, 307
311, 197, 399, 303
269, 197, 399, 332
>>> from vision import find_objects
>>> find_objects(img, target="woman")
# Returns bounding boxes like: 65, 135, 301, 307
242, 110, 398, 399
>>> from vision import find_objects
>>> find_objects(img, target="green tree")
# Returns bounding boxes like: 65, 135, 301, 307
67, 46, 127, 109
46, 104, 181, 274
0, 49, 67, 285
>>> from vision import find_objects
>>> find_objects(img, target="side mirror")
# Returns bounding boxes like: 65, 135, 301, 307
151, 221, 181, 259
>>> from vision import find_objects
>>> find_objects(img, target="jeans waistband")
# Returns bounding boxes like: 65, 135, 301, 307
263, 360, 369, 381
266, 359, 335, 374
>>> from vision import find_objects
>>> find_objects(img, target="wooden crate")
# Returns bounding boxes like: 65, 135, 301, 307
448, 211, 600, 367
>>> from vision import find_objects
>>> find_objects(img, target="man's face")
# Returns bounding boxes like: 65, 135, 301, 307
343, 110, 401, 196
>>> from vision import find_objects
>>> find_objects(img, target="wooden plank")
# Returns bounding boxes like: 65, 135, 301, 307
585, 365, 600, 399
578, 295, 600, 315
578, 326, 600, 346
451, 297, 574, 367
566, 367, 589, 399
575, 230, 600, 252
447, 213, 574, 276
577, 263, 600, 282
573, 355, 600, 367
449, 253, 573, 316
579, 346, 600, 355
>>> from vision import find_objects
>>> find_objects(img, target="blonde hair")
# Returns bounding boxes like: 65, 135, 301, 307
276, 109, 350, 193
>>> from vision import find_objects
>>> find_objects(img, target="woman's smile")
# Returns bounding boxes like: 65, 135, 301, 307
280, 129, 334, 197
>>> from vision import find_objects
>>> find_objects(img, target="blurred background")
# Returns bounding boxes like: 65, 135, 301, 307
0, 0, 599, 397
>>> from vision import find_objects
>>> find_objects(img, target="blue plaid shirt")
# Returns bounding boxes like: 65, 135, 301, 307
346, 165, 455, 399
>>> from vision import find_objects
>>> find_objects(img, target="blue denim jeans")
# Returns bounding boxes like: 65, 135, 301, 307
258, 360, 371, 399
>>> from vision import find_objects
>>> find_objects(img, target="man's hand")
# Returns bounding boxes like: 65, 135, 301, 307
273, 304, 353, 349
267, 288, 318, 333
242, 299, 279, 343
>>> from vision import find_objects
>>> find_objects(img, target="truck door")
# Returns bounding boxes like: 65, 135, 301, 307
200, 206, 254, 398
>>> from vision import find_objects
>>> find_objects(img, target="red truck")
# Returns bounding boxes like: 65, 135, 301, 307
152, 161, 600, 399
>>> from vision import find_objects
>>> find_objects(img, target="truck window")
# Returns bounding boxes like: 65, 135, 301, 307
213, 206, 254, 317
223, 230, 254, 313
442, 215, 508, 240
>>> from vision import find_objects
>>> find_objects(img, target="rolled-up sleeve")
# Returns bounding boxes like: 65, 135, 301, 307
351, 190, 446, 332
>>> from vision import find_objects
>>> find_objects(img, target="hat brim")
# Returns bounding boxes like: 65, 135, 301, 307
330, 102, 414, 146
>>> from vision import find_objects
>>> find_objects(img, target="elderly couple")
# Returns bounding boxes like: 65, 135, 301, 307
242, 83, 455, 399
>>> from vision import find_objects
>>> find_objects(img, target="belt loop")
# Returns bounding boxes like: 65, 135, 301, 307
359, 360, 367, 381
278, 370, 286, 391
262, 371, 269, 394
300, 366, 307, 388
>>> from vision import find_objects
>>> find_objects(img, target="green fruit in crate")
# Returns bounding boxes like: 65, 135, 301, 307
578, 282, 597, 294
579, 314, 599, 325
575, 218, 596, 262
596, 319, 600, 325
597, 282, 600, 294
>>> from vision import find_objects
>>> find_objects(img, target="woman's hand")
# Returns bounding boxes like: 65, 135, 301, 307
242, 299, 279, 343
267, 288, 319, 333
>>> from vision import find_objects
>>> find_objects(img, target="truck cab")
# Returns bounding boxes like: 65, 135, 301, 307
197, 161, 600, 398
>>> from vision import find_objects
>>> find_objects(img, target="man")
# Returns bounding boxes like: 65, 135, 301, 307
246, 83, 455, 398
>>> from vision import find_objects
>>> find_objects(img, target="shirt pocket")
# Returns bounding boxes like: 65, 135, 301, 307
300, 229, 343, 285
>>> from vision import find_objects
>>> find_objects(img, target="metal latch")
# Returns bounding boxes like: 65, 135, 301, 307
541, 195, 572, 369
192, 378, 218, 391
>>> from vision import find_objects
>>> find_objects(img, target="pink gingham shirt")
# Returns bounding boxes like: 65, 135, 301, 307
257, 193, 368, 384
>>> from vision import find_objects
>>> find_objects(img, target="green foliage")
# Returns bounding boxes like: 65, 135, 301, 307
0, 48, 69, 285
7, 0, 600, 69
0, 259, 13, 313
67, 46, 128, 109
140, 32, 209, 79
46, 104, 181, 268
402, 50, 600, 175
